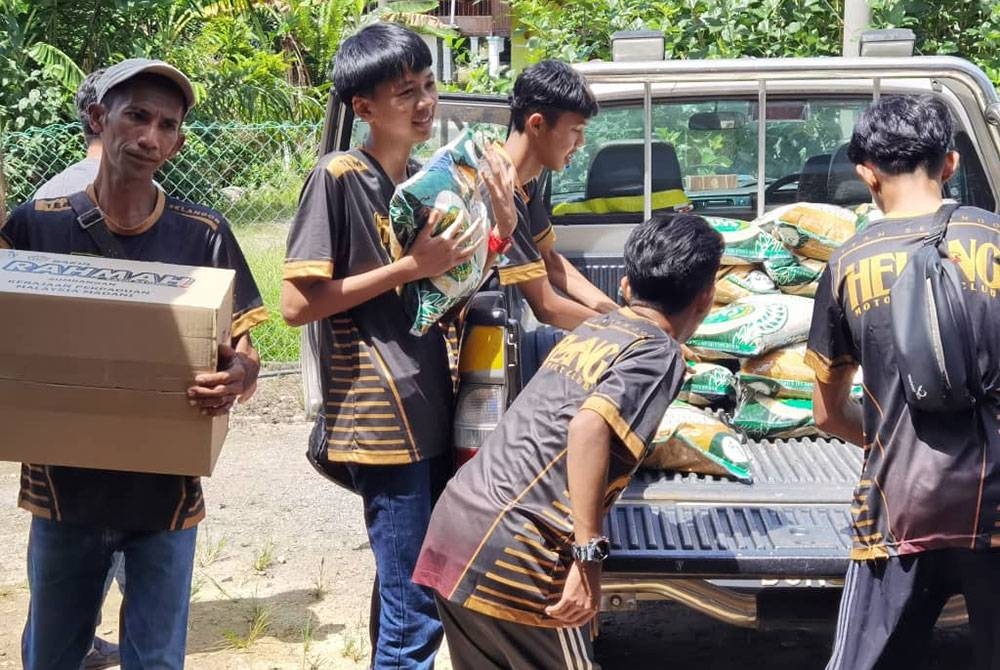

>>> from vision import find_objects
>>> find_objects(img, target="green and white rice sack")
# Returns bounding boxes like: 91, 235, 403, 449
731, 396, 818, 440
715, 265, 779, 304
687, 294, 814, 358
704, 216, 795, 266
678, 362, 738, 407
740, 343, 864, 399
642, 401, 752, 483
763, 256, 825, 297
389, 129, 491, 335
753, 202, 857, 261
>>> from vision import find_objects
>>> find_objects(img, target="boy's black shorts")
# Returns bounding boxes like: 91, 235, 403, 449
436, 595, 600, 670
826, 548, 1000, 670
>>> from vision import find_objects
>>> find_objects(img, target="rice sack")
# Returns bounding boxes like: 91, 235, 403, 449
715, 265, 779, 304
741, 344, 864, 400
389, 129, 492, 335
642, 401, 752, 483
755, 203, 857, 261
687, 294, 814, 358
704, 216, 794, 266
679, 362, 738, 407
853, 203, 884, 234
763, 256, 825, 297
731, 395, 818, 440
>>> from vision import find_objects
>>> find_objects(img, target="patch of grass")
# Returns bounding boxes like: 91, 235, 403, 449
233, 224, 300, 364
190, 573, 207, 601
251, 538, 277, 573
310, 557, 327, 600
341, 616, 368, 664
301, 618, 326, 670
222, 599, 271, 650
197, 532, 228, 568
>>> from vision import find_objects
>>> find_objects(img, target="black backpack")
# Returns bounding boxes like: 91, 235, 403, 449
889, 202, 983, 412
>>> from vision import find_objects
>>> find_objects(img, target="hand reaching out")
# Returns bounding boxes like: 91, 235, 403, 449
481, 147, 518, 239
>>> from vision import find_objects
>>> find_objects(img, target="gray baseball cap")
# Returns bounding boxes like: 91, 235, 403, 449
96, 58, 196, 110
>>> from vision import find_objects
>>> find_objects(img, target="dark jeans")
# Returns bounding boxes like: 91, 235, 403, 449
350, 456, 450, 670
22, 516, 197, 670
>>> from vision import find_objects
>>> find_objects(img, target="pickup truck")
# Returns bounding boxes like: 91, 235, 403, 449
303, 50, 1000, 631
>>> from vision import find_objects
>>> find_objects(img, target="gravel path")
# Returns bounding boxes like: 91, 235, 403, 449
0, 374, 971, 669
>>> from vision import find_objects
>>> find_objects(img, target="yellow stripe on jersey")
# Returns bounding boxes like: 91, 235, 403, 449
232, 306, 269, 340
34, 197, 72, 212
533, 226, 556, 250
283, 259, 334, 280
580, 393, 646, 461
326, 154, 369, 178
324, 447, 414, 465
498, 260, 546, 286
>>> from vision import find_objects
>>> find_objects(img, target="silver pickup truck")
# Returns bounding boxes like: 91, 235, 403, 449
304, 50, 1000, 631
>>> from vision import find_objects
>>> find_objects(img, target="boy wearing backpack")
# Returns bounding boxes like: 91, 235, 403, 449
806, 94, 1000, 670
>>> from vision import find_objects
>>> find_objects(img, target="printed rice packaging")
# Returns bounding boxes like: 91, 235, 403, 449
642, 401, 753, 483
704, 216, 794, 266
715, 265, 779, 304
678, 362, 738, 407
853, 203, 884, 233
755, 203, 857, 261
731, 395, 818, 440
687, 294, 814, 358
763, 256, 825, 297
389, 129, 492, 335
740, 343, 816, 399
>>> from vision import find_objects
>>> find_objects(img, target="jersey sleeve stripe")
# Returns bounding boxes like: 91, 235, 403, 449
283, 259, 333, 280
231, 305, 269, 340
497, 260, 547, 286
533, 226, 556, 248
803, 348, 857, 383
580, 394, 646, 461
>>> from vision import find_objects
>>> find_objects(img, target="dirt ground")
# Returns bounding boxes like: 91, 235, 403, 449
0, 373, 972, 669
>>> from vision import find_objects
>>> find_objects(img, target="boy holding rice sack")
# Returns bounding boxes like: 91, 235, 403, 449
280, 23, 516, 670
497, 60, 618, 330
414, 215, 722, 669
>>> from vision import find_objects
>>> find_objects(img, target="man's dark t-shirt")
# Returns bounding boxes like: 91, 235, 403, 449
414, 308, 685, 627
284, 149, 454, 467
806, 206, 1000, 560
0, 186, 267, 531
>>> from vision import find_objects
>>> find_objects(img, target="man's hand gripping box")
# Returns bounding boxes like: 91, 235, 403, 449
0, 249, 235, 475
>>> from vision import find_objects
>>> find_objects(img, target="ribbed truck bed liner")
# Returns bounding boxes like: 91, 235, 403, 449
605, 439, 862, 577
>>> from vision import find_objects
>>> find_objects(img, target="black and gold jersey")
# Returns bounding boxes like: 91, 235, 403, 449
806, 206, 1000, 560
1, 187, 267, 532
284, 149, 454, 466
414, 308, 684, 627
498, 177, 556, 286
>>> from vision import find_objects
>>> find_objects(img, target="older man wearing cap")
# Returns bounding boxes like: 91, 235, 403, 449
1, 58, 268, 670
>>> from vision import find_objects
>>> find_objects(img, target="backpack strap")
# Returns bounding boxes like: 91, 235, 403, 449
926, 201, 961, 249
67, 190, 129, 260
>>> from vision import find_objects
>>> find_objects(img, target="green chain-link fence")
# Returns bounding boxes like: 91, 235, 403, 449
3, 121, 323, 363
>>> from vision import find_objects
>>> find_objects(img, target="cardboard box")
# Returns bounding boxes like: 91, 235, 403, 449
0, 249, 235, 475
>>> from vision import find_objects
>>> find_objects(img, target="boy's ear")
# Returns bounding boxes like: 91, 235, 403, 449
352, 95, 374, 122
619, 276, 632, 304
855, 162, 879, 194
526, 111, 546, 135
941, 150, 960, 183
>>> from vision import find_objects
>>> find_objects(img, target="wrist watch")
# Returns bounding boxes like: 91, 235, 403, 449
571, 536, 611, 563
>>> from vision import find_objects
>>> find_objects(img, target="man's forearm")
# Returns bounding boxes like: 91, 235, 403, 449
281, 259, 417, 326
567, 409, 612, 543
543, 248, 617, 313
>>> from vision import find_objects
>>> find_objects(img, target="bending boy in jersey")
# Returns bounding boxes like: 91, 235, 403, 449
498, 60, 617, 331
281, 23, 515, 670
414, 214, 723, 669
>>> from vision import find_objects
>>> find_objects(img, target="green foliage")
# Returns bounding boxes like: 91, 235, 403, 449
871, 0, 1000, 84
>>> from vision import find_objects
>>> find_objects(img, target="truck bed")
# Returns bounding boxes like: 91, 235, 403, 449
605, 438, 861, 578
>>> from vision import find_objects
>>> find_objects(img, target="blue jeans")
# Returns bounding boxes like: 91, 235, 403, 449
22, 516, 197, 670
350, 456, 450, 670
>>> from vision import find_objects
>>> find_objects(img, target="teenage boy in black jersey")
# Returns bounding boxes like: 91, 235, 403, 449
806, 95, 1000, 670
414, 215, 723, 669
1, 58, 267, 670
497, 60, 617, 331
281, 23, 516, 670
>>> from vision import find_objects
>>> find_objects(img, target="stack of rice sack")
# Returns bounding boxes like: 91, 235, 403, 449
698, 204, 859, 435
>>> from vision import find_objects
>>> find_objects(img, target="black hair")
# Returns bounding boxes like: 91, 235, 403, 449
625, 214, 723, 316
332, 23, 433, 104
847, 95, 954, 176
76, 68, 105, 143
103, 73, 188, 117
510, 60, 599, 132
